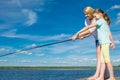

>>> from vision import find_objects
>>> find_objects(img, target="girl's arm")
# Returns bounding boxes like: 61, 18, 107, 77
80, 22, 97, 33
71, 19, 97, 40
79, 19, 97, 33
71, 24, 96, 40
71, 30, 83, 40
109, 32, 115, 50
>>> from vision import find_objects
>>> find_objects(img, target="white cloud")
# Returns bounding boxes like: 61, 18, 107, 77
0, 48, 6, 51
20, 60, 32, 63
113, 59, 120, 62
1, 29, 71, 41
114, 40, 120, 44
36, 53, 45, 56
16, 50, 32, 55
48, 44, 78, 54
10, 0, 22, 8
110, 5, 120, 10
40, 61, 47, 64
0, 48, 10, 52
38, 36, 95, 55
55, 58, 63, 60
0, 60, 7, 63
0, 0, 56, 30
91, 58, 96, 61
22, 9, 37, 26
25, 44, 37, 48
116, 13, 120, 24
53, 55, 97, 66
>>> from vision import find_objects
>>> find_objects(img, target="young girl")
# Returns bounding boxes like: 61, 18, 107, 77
73, 9, 115, 80
72, 7, 115, 80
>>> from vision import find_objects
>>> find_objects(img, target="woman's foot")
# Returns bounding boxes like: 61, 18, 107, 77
96, 77, 104, 80
87, 75, 98, 80
107, 77, 115, 80
104, 75, 109, 80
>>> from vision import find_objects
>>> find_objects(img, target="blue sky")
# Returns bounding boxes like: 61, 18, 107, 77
0, 0, 120, 66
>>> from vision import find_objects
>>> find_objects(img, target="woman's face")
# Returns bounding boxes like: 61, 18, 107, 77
84, 12, 92, 19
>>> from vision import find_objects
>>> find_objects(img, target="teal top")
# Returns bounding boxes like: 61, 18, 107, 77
96, 18, 111, 44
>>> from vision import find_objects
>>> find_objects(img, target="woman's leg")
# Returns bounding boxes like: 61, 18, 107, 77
96, 63, 106, 80
96, 45, 106, 80
87, 45, 101, 80
94, 45, 101, 78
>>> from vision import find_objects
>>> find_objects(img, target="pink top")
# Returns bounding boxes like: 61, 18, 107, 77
85, 18, 98, 40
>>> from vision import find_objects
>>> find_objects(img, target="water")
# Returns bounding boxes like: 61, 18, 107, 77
0, 69, 120, 80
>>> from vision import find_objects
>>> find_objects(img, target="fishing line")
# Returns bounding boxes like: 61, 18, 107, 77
0, 38, 79, 57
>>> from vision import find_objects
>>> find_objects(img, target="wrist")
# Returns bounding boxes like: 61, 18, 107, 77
86, 26, 89, 29
111, 41, 114, 43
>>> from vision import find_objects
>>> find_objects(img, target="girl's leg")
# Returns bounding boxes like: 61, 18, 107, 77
106, 62, 115, 80
98, 44, 115, 80
102, 44, 115, 80
104, 65, 109, 79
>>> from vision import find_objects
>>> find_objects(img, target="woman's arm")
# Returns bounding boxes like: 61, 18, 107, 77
79, 22, 97, 33
71, 20, 97, 40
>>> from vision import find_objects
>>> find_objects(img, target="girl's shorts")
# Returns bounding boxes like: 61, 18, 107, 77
101, 44, 111, 63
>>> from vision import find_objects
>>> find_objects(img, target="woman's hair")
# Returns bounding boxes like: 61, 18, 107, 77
94, 9, 111, 25
84, 7, 94, 15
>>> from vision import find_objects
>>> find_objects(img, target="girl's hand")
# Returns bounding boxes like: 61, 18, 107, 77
71, 35, 77, 41
110, 42, 115, 50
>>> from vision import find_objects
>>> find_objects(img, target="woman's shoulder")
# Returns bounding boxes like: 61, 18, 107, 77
85, 18, 91, 25
91, 18, 96, 23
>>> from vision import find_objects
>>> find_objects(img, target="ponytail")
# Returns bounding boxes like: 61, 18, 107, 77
103, 12, 111, 25
94, 9, 111, 25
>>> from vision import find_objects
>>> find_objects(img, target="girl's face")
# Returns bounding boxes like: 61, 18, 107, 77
93, 13, 102, 20
84, 12, 92, 19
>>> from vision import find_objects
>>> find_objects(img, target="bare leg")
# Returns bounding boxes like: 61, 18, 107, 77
87, 45, 101, 80
106, 62, 115, 80
104, 65, 109, 79
96, 63, 106, 80
95, 45, 101, 78
97, 44, 115, 80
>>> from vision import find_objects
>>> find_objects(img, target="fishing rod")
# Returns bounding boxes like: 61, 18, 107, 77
0, 38, 79, 57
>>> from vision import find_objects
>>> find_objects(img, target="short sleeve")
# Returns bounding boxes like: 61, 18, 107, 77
85, 20, 87, 26
85, 18, 91, 26
96, 19, 103, 27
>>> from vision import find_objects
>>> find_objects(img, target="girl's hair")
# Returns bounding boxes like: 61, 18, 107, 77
94, 9, 111, 25
84, 7, 94, 15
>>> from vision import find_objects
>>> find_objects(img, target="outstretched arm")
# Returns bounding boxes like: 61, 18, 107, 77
81, 22, 97, 32
71, 20, 97, 40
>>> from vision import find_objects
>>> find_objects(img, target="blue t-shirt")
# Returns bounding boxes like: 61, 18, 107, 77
96, 18, 111, 44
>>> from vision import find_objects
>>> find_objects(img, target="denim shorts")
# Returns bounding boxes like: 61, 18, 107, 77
95, 40, 100, 47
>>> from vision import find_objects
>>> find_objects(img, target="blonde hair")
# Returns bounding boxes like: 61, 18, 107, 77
94, 9, 111, 25
84, 7, 94, 15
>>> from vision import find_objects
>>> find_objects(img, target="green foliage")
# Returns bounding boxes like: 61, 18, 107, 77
0, 66, 120, 70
